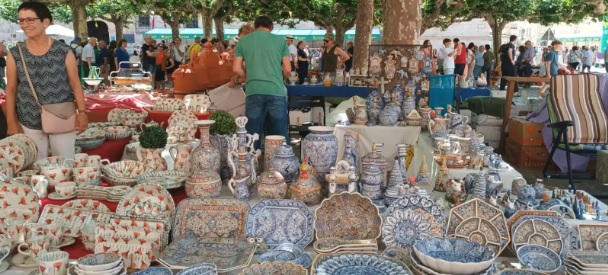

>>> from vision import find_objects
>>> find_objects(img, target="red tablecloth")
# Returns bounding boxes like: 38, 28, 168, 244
81, 138, 131, 162
41, 186, 189, 260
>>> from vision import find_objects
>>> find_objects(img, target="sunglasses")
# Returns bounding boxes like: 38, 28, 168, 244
323, 40, 329, 43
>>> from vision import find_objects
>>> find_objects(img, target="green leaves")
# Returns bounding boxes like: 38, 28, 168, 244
209, 111, 237, 136
139, 125, 169, 149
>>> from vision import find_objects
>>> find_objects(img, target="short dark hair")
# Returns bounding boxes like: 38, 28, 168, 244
485, 44, 490, 50
443, 38, 451, 44
201, 38, 208, 44
453, 38, 460, 43
254, 15, 273, 29
18, 1, 52, 24
551, 40, 562, 46
510, 35, 517, 42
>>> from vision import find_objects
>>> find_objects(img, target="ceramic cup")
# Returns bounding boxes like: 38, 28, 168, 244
30, 175, 49, 198
73, 153, 89, 168
38, 251, 69, 275
18, 234, 50, 259
2, 219, 27, 245
55, 182, 77, 197
85, 155, 110, 167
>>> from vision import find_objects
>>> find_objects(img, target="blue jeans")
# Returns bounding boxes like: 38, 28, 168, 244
246, 95, 289, 149
473, 65, 484, 79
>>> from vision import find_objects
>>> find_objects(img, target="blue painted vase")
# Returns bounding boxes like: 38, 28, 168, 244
302, 126, 338, 183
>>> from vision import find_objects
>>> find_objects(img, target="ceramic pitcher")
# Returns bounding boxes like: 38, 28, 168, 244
419, 107, 433, 130
169, 143, 193, 173
137, 147, 167, 171
228, 150, 251, 200
428, 116, 449, 136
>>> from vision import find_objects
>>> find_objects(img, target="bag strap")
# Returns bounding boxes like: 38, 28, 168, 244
17, 43, 41, 107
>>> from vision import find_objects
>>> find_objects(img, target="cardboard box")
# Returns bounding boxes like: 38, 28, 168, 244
504, 139, 549, 169
508, 118, 545, 147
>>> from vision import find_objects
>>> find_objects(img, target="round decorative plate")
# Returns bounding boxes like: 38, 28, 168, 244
246, 199, 314, 249
62, 199, 111, 212
0, 182, 40, 224
0, 144, 25, 173
448, 198, 510, 254
512, 214, 576, 253
382, 207, 443, 249
314, 254, 410, 275
512, 218, 563, 256
386, 194, 445, 232
11, 253, 38, 268
136, 170, 189, 189
116, 184, 175, 222
168, 110, 198, 127
595, 232, 608, 251
314, 192, 382, 241
453, 217, 503, 254
242, 261, 306, 275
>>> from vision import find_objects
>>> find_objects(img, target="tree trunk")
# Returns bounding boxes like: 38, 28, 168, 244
214, 18, 225, 41
334, 24, 346, 47
325, 26, 334, 35
170, 20, 180, 40
68, 1, 89, 38
202, 13, 213, 39
114, 19, 124, 42
382, 0, 422, 44
353, 0, 374, 73
488, 17, 507, 64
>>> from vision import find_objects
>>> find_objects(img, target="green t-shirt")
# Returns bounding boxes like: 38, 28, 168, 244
235, 30, 290, 97
483, 50, 494, 69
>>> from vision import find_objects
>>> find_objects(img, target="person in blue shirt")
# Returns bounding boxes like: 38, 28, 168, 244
539, 40, 570, 96
473, 45, 485, 79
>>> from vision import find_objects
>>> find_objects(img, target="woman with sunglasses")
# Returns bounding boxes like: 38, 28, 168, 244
320, 34, 350, 72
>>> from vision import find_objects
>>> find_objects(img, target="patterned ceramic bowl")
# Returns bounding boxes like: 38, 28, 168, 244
102, 160, 149, 179
77, 128, 106, 140
516, 245, 561, 274
77, 253, 122, 271
240, 262, 306, 275
176, 263, 217, 275
75, 137, 105, 150
105, 126, 132, 140
413, 237, 495, 274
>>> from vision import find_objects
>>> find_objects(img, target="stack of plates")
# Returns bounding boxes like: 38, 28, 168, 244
77, 185, 132, 202
566, 251, 608, 275
0, 133, 38, 174
72, 253, 126, 275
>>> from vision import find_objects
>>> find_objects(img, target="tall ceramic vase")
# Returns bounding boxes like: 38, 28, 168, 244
210, 134, 233, 182
137, 147, 167, 171
264, 135, 285, 171
190, 120, 221, 174
302, 126, 338, 183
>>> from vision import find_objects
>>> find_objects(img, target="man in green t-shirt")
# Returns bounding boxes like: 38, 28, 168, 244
482, 44, 494, 81
233, 16, 291, 148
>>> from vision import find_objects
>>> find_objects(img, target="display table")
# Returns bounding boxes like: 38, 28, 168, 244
287, 85, 371, 98
81, 138, 131, 162
146, 111, 211, 129
333, 125, 421, 168
85, 92, 155, 123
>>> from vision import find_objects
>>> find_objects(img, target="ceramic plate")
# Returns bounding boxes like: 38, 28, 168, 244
314, 192, 382, 241
116, 184, 175, 223
453, 217, 503, 254
313, 253, 411, 275
387, 194, 445, 232
168, 110, 198, 127
382, 207, 443, 249
511, 218, 563, 256
512, 215, 577, 253
172, 198, 250, 242
0, 182, 40, 224
577, 224, 608, 251
158, 238, 255, 272
241, 261, 307, 275
0, 207, 37, 233
62, 199, 111, 212
568, 251, 608, 268
448, 198, 510, 254
246, 199, 314, 249
39, 204, 113, 236
506, 210, 561, 230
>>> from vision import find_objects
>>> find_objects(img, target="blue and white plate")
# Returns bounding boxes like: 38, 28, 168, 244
246, 199, 314, 249
132, 267, 173, 275
315, 254, 410, 275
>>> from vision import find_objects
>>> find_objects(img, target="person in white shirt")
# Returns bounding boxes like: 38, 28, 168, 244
440, 38, 456, 75
582, 46, 595, 72
286, 34, 298, 70
81, 37, 97, 77
173, 37, 186, 66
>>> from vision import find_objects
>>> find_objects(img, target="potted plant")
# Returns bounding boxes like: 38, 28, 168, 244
209, 111, 237, 181
137, 125, 169, 170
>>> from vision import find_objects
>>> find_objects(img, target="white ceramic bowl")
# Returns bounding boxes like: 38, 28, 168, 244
77, 253, 122, 271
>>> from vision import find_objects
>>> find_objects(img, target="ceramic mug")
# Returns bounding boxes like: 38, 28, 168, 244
73, 153, 89, 168
18, 234, 50, 259
38, 251, 69, 275
55, 182, 77, 197
30, 175, 49, 198
86, 156, 110, 167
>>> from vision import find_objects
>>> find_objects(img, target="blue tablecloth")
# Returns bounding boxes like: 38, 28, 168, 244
287, 85, 372, 98
457, 87, 491, 101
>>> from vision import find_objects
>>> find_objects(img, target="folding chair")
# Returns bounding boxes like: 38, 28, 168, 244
543, 74, 608, 196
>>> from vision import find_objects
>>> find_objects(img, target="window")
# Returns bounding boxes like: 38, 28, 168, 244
137, 16, 151, 32
184, 19, 198, 28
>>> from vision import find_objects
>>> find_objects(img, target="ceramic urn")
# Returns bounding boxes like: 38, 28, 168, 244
185, 170, 222, 198
257, 168, 288, 199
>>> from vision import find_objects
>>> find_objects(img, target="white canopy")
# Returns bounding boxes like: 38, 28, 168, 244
16, 24, 74, 38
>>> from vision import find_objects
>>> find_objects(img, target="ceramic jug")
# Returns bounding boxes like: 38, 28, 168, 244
419, 107, 433, 130
137, 147, 167, 171
428, 116, 449, 136
379, 93, 400, 126
310, 75, 319, 85
190, 120, 221, 174
227, 116, 260, 186
228, 149, 251, 200
269, 142, 300, 183
88, 66, 100, 79
348, 96, 368, 125
288, 72, 299, 84
169, 143, 193, 173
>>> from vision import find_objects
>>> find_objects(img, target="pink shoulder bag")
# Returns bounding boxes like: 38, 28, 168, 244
17, 43, 76, 134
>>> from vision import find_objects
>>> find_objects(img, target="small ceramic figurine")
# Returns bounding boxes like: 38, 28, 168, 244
385, 55, 397, 80
421, 77, 430, 92
400, 54, 408, 68
343, 133, 359, 173
348, 166, 358, 193
370, 53, 382, 75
